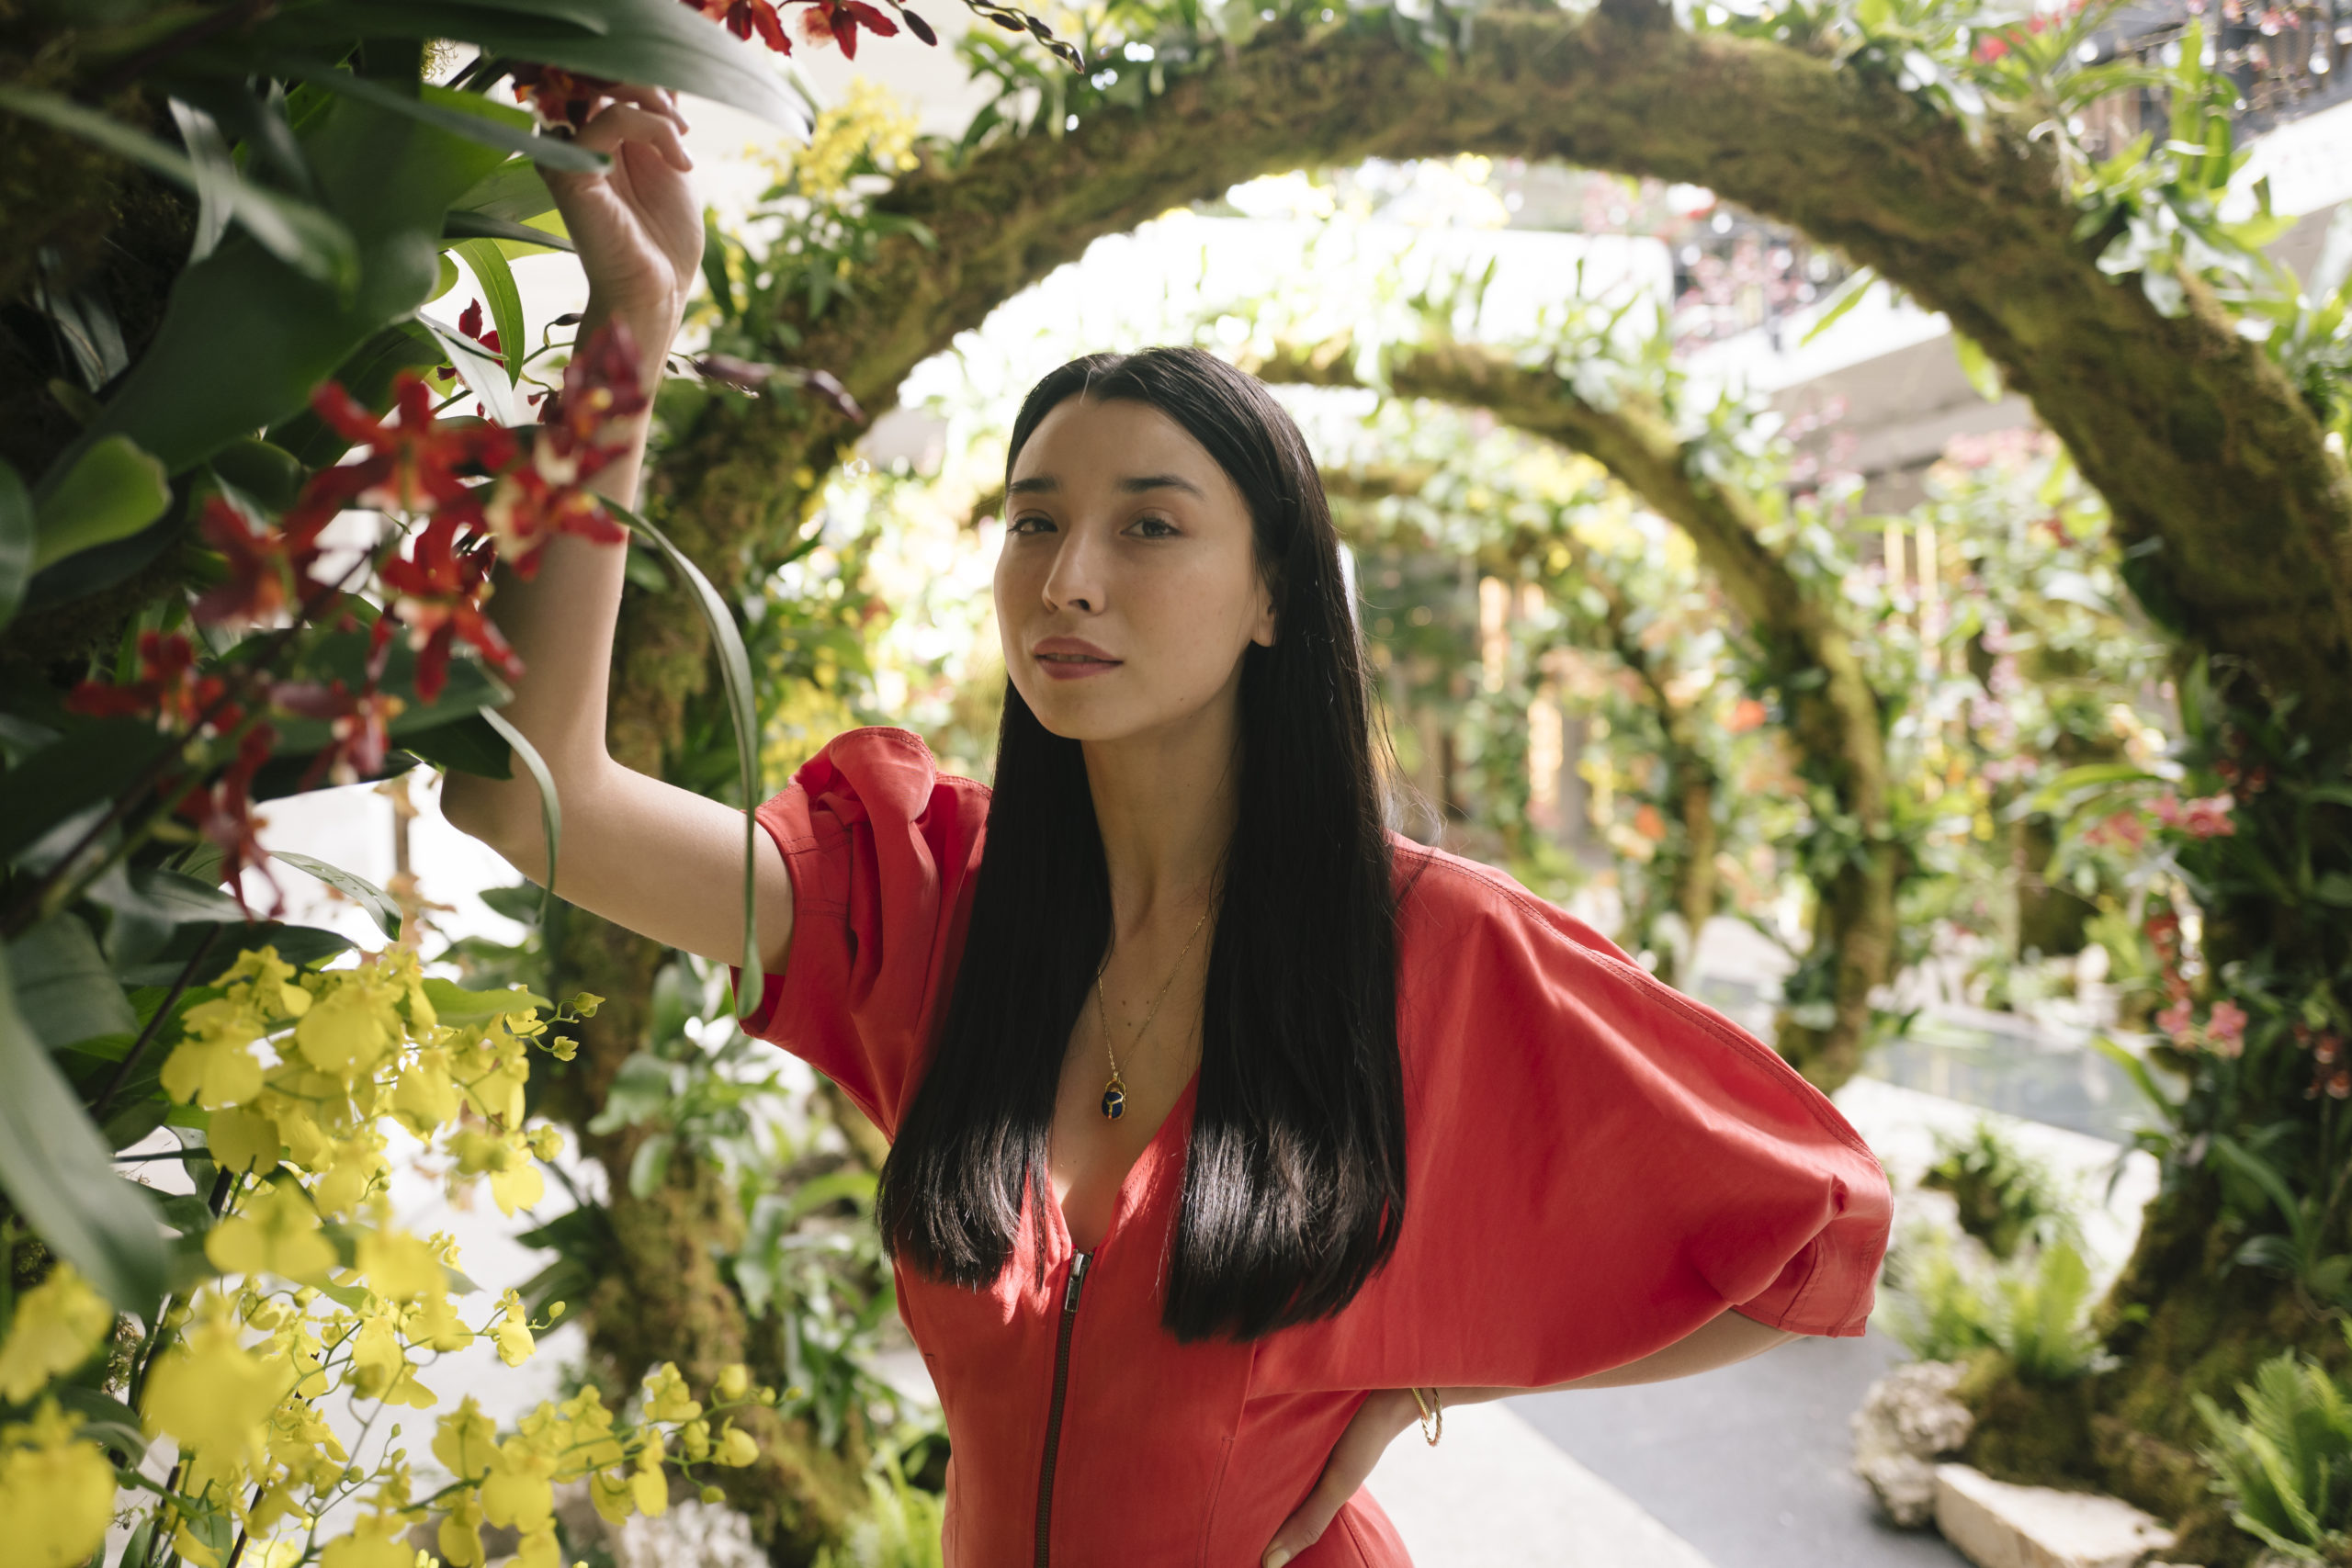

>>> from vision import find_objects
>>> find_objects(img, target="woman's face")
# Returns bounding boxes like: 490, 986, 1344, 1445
995, 396, 1275, 743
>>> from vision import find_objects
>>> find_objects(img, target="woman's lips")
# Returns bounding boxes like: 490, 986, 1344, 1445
1035, 652, 1122, 680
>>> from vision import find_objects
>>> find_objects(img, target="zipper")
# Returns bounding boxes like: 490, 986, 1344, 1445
1034, 1249, 1092, 1568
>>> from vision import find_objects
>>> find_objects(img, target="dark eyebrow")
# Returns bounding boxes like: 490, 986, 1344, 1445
1004, 473, 1208, 499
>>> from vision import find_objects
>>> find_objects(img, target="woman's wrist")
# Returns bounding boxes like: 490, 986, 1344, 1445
580, 292, 684, 389
1371, 1387, 1425, 1437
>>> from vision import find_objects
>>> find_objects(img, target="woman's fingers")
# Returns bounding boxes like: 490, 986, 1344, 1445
1261, 1397, 1408, 1567
554, 102, 693, 180
603, 81, 690, 131
1261, 1470, 1351, 1568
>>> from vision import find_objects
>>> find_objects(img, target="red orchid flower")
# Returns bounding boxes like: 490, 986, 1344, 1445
277, 681, 406, 788
276, 617, 405, 787
457, 298, 504, 361
688, 0, 794, 51
439, 299, 507, 386
537, 321, 651, 481
65, 631, 234, 735
792, 0, 899, 57
380, 525, 521, 703
481, 466, 628, 579
509, 63, 614, 130
309, 373, 518, 517
193, 497, 329, 628
178, 723, 281, 917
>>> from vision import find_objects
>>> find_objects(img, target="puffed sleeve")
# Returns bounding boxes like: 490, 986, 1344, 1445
735, 728, 990, 1138
1253, 845, 1893, 1395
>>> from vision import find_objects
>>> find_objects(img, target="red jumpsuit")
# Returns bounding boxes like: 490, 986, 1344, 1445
741, 728, 1894, 1567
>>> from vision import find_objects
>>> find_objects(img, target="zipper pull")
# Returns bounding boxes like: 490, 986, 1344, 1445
1064, 1251, 1091, 1314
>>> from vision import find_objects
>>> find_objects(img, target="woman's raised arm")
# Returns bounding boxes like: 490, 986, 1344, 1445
439, 91, 794, 975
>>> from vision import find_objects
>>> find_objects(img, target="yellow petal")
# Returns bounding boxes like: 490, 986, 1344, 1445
208, 1106, 283, 1175
355, 1229, 444, 1304
0, 1408, 114, 1568
0, 1266, 114, 1404
141, 1320, 280, 1469
205, 1183, 336, 1282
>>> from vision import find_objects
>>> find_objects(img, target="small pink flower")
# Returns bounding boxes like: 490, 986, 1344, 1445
2154, 792, 2237, 839
2207, 1000, 2247, 1057
2319, 1034, 2343, 1066
2331, 1068, 2350, 1100
2086, 810, 2149, 851
2157, 998, 2197, 1043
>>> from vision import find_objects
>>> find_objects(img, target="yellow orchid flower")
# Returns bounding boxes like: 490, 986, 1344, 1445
0, 1265, 113, 1404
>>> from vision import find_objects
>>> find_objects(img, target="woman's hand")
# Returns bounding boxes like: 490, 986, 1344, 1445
1261, 1388, 1421, 1568
541, 86, 703, 368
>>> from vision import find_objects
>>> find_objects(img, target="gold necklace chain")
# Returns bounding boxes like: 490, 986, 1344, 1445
1093, 903, 1210, 1122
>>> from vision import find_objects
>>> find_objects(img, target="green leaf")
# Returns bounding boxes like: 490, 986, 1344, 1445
482, 709, 562, 925
53, 1386, 150, 1462
0, 943, 168, 1313
0, 721, 160, 864
421, 976, 551, 1020
1800, 266, 1877, 346
452, 156, 560, 223
628, 1131, 676, 1198
9, 915, 139, 1051
272, 851, 401, 942
443, 209, 574, 253
2314, 872, 2352, 908
423, 312, 525, 426
253, 0, 806, 128
0, 83, 356, 292
2092, 1035, 2180, 1127
2212, 1134, 2311, 1246
612, 502, 762, 998
701, 208, 737, 320
209, 437, 308, 515
275, 66, 611, 174
1951, 332, 2004, 402
46, 91, 508, 490
400, 714, 513, 779
266, 321, 449, 470
166, 98, 236, 265
31, 434, 172, 572
84, 864, 248, 931
0, 457, 30, 633
453, 239, 527, 384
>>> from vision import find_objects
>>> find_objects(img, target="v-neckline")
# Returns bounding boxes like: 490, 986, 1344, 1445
1050, 1067, 1201, 1257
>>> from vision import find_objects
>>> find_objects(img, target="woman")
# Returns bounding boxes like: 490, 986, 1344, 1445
445, 91, 1894, 1568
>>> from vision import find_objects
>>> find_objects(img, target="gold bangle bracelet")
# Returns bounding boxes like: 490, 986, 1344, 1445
1410, 1386, 1442, 1446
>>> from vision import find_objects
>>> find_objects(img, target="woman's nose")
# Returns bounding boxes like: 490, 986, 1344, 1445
1042, 528, 1102, 614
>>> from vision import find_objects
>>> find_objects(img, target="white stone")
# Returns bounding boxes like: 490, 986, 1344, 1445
1852, 1360, 1975, 1527
1933, 1463, 2178, 1568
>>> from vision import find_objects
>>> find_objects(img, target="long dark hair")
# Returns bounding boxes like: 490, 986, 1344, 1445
875, 348, 1405, 1342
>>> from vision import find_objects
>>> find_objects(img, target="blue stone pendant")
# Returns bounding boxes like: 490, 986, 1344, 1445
1100, 1077, 1126, 1121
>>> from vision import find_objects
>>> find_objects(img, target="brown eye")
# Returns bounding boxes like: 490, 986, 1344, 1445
1010, 513, 1056, 536
1130, 514, 1179, 538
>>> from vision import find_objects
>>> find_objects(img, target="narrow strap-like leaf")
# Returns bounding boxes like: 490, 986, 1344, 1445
483, 708, 563, 930
452, 239, 528, 385
606, 501, 763, 1007
272, 851, 402, 942
422, 314, 526, 427
0, 457, 30, 634
0, 944, 169, 1313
